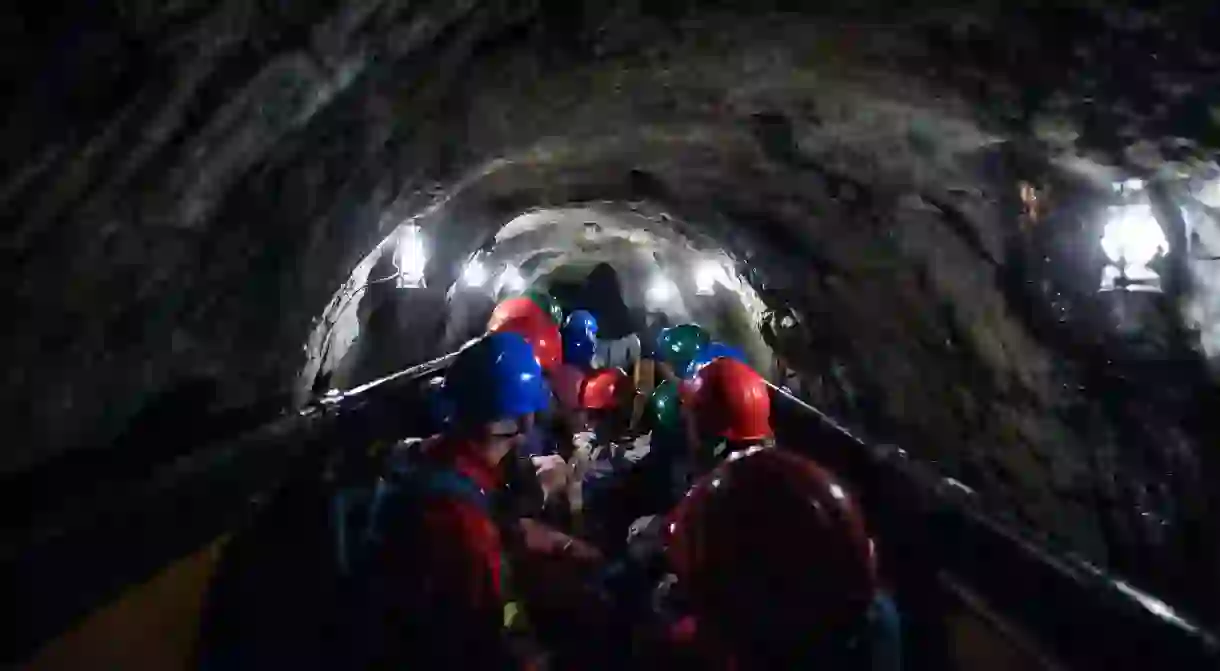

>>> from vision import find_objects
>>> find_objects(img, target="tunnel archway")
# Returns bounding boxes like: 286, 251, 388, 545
301, 201, 775, 394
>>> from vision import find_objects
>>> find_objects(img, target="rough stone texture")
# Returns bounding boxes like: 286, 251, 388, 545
4, 1, 1220, 619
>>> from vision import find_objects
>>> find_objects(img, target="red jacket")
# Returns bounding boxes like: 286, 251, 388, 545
417, 439, 505, 600
371, 438, 518, 669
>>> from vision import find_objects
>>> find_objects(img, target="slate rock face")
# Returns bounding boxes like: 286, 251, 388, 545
3, 1, 1219, 618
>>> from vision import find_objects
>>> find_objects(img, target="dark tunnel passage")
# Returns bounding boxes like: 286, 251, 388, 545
5, 0, 1220, 666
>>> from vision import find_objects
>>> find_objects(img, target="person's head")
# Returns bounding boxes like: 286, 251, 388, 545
682, 357, 772, 464
574, 367, 635, 435
656, 323, 710, 379
488, 295, 548, 331
584, 263, 631, 339
524, 290, 565, 325
666, 447, 878, 667
686, 341, 748, 378
561, 309, 599, 369
640, 379, 686, 455
443, 332, 549, 465
488, 299, 562, 375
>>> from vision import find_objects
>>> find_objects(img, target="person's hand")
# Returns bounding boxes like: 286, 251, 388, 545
571, 431, 596, 453
531, 455, 570, 501
518, 518, 603, 563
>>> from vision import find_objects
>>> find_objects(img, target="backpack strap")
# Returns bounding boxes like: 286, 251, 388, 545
867, 593, 903, 671
373, 464, 521, 618
381, 464, 492, 513
362, 464, 500, 579
332, 485, 375, 576
413, 468, 493, 512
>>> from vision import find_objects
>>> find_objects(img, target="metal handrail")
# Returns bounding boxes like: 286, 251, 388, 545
768, 386, 1219, 669
4, 354, 1217, 668
4, 356, 451, 664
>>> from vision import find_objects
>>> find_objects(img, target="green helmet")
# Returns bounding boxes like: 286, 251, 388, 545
657, 324, 710, 376
641, 380, 683, 435
525, 291, 564, 325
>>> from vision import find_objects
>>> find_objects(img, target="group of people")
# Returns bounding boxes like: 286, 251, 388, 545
199, 288, 901, 670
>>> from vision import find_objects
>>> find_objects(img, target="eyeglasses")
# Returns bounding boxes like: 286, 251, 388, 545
489, 418, 526, 440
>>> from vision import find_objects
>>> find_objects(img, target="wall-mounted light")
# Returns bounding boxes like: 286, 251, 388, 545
499, 263, 526, 294
1101, 203, 1169, 268
1099, 195, 1170, 293
695, 258, 736, 296
396, 225, 427, 288
646, 275, 677, 306
694, 261, 718, 295
462, 258, 488, 288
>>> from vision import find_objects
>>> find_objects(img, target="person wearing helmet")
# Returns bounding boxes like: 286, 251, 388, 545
639, 380, 684, 445
361, 332, 604, 669
551, 309, 600, 414
632, 380, 693, 512
346, 333, 546, 667
649, 447, 901, 671
572, 366, 636, 436
685, 341, 749, 379
520, 365, 639, 541
551, 367, 636, 531
656, 324, 711, 381
584, 380, 695, 563
487, 303, 563, 460
487, 299, 601, 533
681, 357, 773, 475
582, 263, 643, 373
197, 333, 590, 671
487, 295, 551, 332
488, 317, 562, 374
563, 310, 599, 366
525, 290, 565, 325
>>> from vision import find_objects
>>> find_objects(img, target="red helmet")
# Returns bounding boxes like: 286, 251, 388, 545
666, 447, 877, 653
487, 296, 548, 332
488, 313, 561, 372
686, 358, 771, 442
578, 367, 632, 410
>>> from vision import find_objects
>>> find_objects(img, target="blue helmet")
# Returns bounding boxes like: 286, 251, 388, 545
444, 332, 549, 425
682, 341, 748, 379
707, 341, 747, 364
561, 310, 599, 368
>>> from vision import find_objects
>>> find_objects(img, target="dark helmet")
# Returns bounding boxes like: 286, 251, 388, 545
666, 447, 878, 657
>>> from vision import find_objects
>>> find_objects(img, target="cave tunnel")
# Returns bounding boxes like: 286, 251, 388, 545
5, 1, 1220, 668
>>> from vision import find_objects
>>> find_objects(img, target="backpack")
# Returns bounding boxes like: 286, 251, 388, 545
197, 447, 498, 670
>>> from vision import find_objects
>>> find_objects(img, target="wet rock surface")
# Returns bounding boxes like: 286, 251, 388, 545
3, 1, 1220, 620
